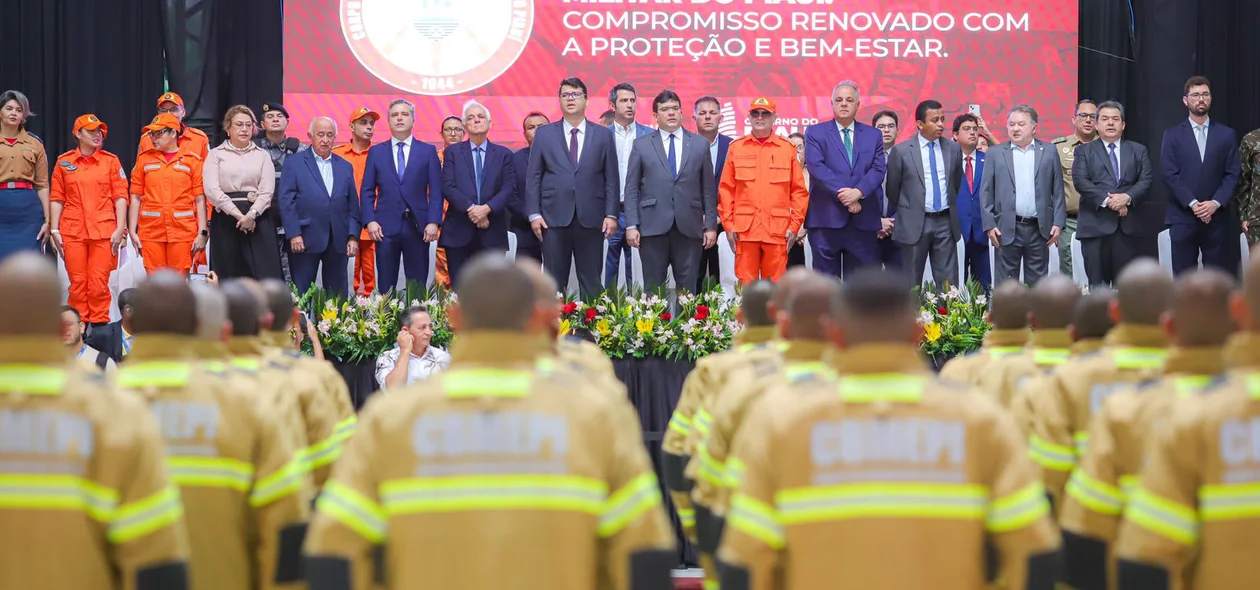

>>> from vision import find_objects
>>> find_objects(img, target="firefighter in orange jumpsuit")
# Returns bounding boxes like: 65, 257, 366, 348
138, 93, 211, 271
129, 113, 208, 275
332, 107, 379, 295
50, 114, 129, 326
718, 97, 809, 284
434, 117, 464, 290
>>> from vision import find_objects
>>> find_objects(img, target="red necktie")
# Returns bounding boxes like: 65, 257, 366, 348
965, 155, 974, 192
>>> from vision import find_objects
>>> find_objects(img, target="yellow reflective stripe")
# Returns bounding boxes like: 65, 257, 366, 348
1248, 373, 1260, 399
0, 364, 67, 394
1033, 348, 1071, 366
1174, 375, 1212, 397
838, 374, 925, 403
728, 493, 785, 549
251, 457, 305, 507
166, 456, 253, 491
677, 507, 696, 527
1113, 348, 1166, 369
1124, 487, 1199, 545
1199, 482, 1260, 520
318, 481, 387, 542
1066, 469, 1124, 515
230, 356, 262, 371
694, 443, 726, 487
1118, 475, 1140, 502
109, 486, 183, 544
0, 474, 119, 520
703, 581, 720, 590
667, 411, 693, 436
333, 416, 358, 443
1028, 435, 1076, 472
203, 361, 227, 374
443, 369, 532, 398
693, 408, 713, 438
599, 472, 662, 537
1073, 431, 1090, 455
990, 347, 1023, 359
724, 456, 747, 488
380, 474, 608, 515
305, 432, 346, 472
785, 362, 830, 381
116, 361, 193, 388
776, 483, 987, 523
988, 482, 1050, 532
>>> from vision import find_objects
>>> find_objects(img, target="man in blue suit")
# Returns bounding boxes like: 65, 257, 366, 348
693, 96, 732, 291
952, 113, 990, 291
803, 81, 887, 278
1162, 75, 1242, 276
605, 82, 654, 288
439, 100, 515, 286
279, 117, 362, 298
360, 99, 443, 293
526, 77, 620, 298
510, 112, 548, 262
872, 110, 903, 270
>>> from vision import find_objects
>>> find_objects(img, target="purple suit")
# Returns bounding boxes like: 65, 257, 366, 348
803, 120, 887, 277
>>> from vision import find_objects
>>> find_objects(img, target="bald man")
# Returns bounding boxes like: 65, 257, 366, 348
118, 271, 309, 590
976, 275, 1081, 409
939, 279, 1032, 385
0, 254, 192, 590
1026, 258, 1172, 510
1060, 268, 1234, 590
718, 267, 1060, 590
306, 252, 676, 590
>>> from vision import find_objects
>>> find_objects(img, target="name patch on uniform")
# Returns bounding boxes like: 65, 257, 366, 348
809, 418, 966, 485
150, 400, 221, 456
1219, 418, 1260, 482
0, 409, 95, 474
173, 164, 191, 173
143, 164, 161, 172
411, 411, 570, 476
65, 166, 77, 172
59, 160, 72, 167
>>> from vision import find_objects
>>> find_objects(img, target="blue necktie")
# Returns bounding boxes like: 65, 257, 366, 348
841, 128, 853, 165
928, 141, 942, 211
474, 146, 484, 203
1109, 143, 1120, 183
667, 134, 677, 180
395, 142, 406, 182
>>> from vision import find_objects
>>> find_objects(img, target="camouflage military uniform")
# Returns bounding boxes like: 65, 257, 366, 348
1053, 133, 1095, 277
1237, 128, 1260, 244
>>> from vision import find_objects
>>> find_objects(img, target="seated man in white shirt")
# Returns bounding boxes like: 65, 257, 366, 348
63, 305, 115, 373
375, 305, 451, 390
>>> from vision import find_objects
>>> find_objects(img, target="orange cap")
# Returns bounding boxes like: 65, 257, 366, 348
349, 106, 380, 124
142, 113, 182, 133
74, 114, 108, 137
157, 92, 184, 108
748, 97, 777, 113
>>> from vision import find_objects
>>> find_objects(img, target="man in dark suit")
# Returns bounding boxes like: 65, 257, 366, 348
872, 110, 903, 270
1072, 101, 1154, 286
887, 100, 964, 289
1162, 75, 1242, 276
692, 96, 731, 291
278, 117, 362, 298
510, 112, 548, 262
360, 99, 443, 293
440, 100, 515, 286
623, 90, 718, 292
979, 105, 1066, 286
953, 113, 991, 291
526, 77, 620, 298
86, 287, 135, 364
803, 81, 887, 279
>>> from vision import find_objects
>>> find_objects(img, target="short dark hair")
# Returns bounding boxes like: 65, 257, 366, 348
788, 132, 805, 141
653, 89, 682, 113
1097, 100, 1126, 121
1074, 99, 1098, 114
609, 82, 637, 104
694, 95, 721, 113
521, 111, 548, 129
117, 288, 136, 314
61, 305, 82, 323
952, 113, 979, 134
871, 110, 899, 127
559, 77, 588, 97
1184, 75, 1211, 95
598, 109, 615, 123
401, 306, 431, 328
914, 100, 943, 123
440, 116, 463, 132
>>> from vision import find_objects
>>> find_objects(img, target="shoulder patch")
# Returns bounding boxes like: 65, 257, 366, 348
1077, 349, 1103, 360
1135, 377, 1162, 391
751, 359, 780, 379
59, 160, 72, 167
1052, 136, 1068, 144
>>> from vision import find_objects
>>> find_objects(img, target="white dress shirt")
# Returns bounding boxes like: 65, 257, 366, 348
835, 121, 856, 162
918, 135, 949, 213
613, 121, 639, 199
313, 151, 334, 196
660, 128, 683, 175
1101, 141, 1125, 209
391, 136, 413, 176
1011, 142, 1038, 217
709, 136, 719, 172
1188, 117, 1220, 208
374, 344, 451, 390
562, 119, 587, 165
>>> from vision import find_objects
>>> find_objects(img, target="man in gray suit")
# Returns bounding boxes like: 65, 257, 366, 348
624, 90, 719, 292
887, 99, 964, 289
980, 105, 1066, 286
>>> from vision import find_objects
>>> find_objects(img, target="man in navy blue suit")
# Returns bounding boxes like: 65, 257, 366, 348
439, 100, 515, 286
526, 77, 620, 298
803, 81, 887, 278
510, 112, 548, 262
693, 96, 731, 291
872, 110, 903, 270
1162, 75, 1242, 276
952, 113, 991, 291
278, 117, 361, 298
360, 99, 444, 293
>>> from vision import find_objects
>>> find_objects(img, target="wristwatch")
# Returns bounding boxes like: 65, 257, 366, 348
200, 229, 209, 237
248, 209, 260, 220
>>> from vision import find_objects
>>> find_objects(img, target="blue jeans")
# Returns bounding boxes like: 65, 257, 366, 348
604, 213, 633, 288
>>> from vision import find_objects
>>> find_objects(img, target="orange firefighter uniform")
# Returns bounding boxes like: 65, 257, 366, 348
0, 337, 190, 590
51, 115, 128, 324
136, 93, 210, 271
434, 145, 452, 288
130, 114, 206, 276
1058, 346, 1223, 590
117, 335, 309, 590
717, 344, 1060, 590
304, 332, 676, 590
938, 328, 1030, 386
334, 106, 380, 295
717, 98, 809, 284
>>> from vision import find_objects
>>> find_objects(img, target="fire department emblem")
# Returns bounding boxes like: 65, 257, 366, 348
341, 0, 535, 96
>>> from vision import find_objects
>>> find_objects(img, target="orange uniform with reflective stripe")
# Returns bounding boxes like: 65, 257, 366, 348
333, 142, 376, 294
434, 146, 451, 288
718, 134, 809, 283
139, 126, 211, 271
51, 148, 128, 323
131, 149, 204, 275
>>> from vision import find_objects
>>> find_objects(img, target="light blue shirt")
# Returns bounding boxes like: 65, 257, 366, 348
1011, 142, 1038, 217
313, 152, 334, 196
709, 136, 719, 172
918, 135, 948, 213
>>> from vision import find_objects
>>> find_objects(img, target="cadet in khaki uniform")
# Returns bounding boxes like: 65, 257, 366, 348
1059, 269, 1234, 590
1052, 100, 1099, 276
118, 272, 309, 590
1113, 256, 1260, 589
305, 254, 676, 590
978, 275, 1080, 410
718, 268, 1060, 590
938, 279, 1032, 385
1026, 259, 1172, 509
0, 253, 191, 590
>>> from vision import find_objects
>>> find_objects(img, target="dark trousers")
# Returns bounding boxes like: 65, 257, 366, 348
375, 217, 430, 294
962, 239, 991, 292
1080, 232, 1137, 286
291, 229, 350, 299
787, 241, 806, 268
445, 232, 505, 288
697, 225, 722, 291
209, 195, 284, 281
903, 212, 959, 290
995, 219, 1049, 286
1169, 218, 1236, 277
543, 224, 604, 299
809, 226, 879, 279
604, 212, 633, 287
878, 235, 902, 270
512, 228, 543, 263
640, 225, 702, 293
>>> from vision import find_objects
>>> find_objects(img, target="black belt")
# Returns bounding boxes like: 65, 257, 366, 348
925, 209, 950, 218
1016, 215, 1038, 225
225, 191, 251, 201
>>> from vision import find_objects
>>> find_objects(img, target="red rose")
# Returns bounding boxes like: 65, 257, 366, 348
659, 312, 672, 321
694, 305, 710, 320
584, 308, 598, 323
938, 306, 948, 315
562, 302, 578, 315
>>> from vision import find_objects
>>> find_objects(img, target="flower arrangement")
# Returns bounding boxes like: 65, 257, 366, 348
916, 280, 991, 359
294, 283, 454, 363
560, 287, 741, 361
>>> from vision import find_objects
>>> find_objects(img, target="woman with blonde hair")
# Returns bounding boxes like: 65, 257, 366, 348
203, 105, 282, 279
0, 90, 51, 261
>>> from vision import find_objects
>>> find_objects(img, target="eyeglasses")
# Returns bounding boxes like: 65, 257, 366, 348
147, 129, 173, 138
1187, 92, 1211, 100
560, 92, 585, 100
442, 127, 464, 133
875, 124, 898, 131
1074, 113, 1097, 120
157, 107, 180, 114
750, 110, 774, 119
